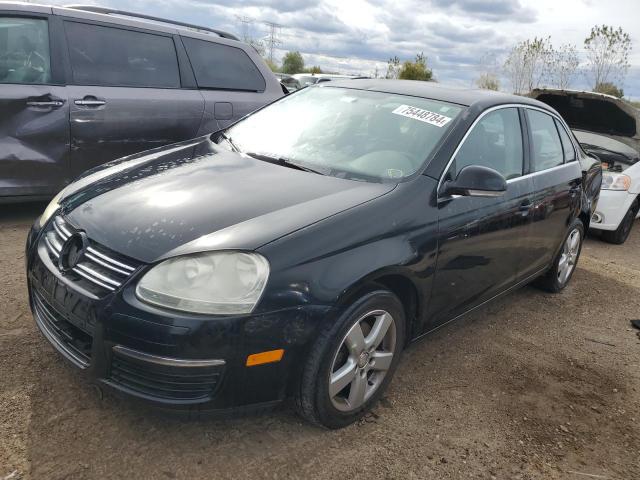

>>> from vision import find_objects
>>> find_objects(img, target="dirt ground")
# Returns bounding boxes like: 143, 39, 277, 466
1, 203, 639, 480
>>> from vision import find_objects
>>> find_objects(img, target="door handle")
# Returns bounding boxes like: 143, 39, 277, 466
519, 200, 532, 216
75, 99, 106, 106
26, 96, 65, 108
74, 97, 106, 107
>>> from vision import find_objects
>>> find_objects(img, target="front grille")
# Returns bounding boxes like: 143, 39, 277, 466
109, 352, 222, 403
42, 216, 140, 296
32, 289, 93, 368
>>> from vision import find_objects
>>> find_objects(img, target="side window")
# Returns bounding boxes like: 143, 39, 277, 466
64, 22, 180, 88
182, 37, 265, 92
0, 16, 51, 84
555, 119, 576, 162
451, 108, 523, 180
527, 110, 564, 171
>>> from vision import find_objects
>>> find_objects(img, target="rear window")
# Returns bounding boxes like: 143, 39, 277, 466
182, 37, 265, 91
528, 110, 564, 172
64, 22, 180, 88
555, 119, 576, 162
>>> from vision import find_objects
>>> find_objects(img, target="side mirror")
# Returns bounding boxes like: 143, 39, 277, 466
441, 165, 507, 198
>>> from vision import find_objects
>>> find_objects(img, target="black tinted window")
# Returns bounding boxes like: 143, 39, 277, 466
453, 108, 523, 180
0, 17, 51, 84
555, 119, 576, 162
182, 37, 265, 91
528, 110, 564, 171
64, 22, 180, 88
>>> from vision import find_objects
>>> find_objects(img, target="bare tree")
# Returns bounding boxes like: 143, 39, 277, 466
503, 37, 551, 94
476, 73, 500, 91
386, 56, 400, 79
584, 25, 632, 89
475, 52, 501, 91
547, 43, 579, 90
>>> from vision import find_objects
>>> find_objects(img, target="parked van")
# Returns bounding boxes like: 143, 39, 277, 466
0, 3, 283, 201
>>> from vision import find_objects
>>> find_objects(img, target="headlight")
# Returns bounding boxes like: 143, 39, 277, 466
38, 188, 66, 228
136, 251, 270, 315
602, 172, 631, 191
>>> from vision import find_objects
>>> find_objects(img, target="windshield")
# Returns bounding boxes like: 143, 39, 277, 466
222, 86, 463, 182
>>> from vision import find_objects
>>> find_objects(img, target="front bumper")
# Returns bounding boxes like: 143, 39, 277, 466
27, 222, 331, 413
589, 189, 638, 231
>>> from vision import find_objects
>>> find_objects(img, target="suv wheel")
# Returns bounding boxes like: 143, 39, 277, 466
536, 219, 584, 293
294, 289, 405, 429
602, 198, 638, 245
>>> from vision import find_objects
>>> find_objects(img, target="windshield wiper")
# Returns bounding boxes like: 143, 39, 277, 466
218, 131, 241, 152
245, 152, 325, 175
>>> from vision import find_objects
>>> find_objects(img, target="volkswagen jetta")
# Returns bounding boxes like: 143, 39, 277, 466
26, 80, 601, 428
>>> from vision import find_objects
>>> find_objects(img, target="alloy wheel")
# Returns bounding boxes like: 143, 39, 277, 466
557, 228, 581, 285
328, 309, 397, 412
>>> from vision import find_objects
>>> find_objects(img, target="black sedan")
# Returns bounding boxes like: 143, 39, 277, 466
26, 80, 602, 428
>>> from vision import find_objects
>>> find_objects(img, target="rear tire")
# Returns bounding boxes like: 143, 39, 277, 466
294, 289, 405, 429
535, 219, 584, 293
601, 199, 638, 245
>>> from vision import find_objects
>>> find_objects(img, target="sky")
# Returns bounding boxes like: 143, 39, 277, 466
51, 0, 640, 99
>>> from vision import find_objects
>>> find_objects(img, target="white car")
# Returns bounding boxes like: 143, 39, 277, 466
532, 89, 640, 244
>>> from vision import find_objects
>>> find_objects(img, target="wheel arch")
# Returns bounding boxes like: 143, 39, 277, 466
333, 269, 422, 346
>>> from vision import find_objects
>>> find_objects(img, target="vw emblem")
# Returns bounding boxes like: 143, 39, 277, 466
58, 232, 89, 273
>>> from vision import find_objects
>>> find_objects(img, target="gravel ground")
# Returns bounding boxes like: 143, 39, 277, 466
1, 203, 639, 480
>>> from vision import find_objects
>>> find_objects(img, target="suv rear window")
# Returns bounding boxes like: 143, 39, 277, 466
182, 37, 265, 91
64, 22, 180, 88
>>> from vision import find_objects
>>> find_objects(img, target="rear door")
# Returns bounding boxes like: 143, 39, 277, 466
180, 36, 278, 133
522, 109, 583, 276
61, 19, 204, 177
0, 11, 69, 198
428, 107, 535, 325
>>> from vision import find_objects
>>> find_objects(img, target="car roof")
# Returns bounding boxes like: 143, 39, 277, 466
324, 79, 555, 110
1, 2, 242, 43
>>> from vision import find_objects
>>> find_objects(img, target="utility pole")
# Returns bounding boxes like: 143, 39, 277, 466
264, 21, 282, 63
236, 15, 253, 43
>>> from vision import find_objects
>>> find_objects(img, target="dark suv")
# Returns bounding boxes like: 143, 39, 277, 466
0, 3, 283, 201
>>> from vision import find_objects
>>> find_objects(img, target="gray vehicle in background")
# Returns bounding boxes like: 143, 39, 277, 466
0, 3, 283, 201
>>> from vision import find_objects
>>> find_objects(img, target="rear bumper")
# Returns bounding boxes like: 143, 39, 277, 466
589, 190, 637, 231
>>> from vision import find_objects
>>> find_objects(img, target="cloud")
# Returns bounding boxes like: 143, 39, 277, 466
50, 0, 640, 98
430, 0, 537, 23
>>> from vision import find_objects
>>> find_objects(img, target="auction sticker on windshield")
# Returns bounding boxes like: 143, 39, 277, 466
392, 105, 452, 127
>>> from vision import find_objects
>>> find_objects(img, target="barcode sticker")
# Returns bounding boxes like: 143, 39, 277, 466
391, 104, 452, 127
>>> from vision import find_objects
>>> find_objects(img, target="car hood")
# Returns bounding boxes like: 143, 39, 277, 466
61, 137, 395, 263
574, 130, 639, 160
531, 88, 640, 152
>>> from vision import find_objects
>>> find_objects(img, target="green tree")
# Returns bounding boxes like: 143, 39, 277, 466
398, 53, 433, 81
584, 25, 632, 89
307, 65, 322, 74
594, 82, 624, 98
281, 51, 305, 74
264, 58, 279, 72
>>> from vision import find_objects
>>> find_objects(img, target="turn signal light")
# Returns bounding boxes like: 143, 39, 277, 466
246, 349, 284, 367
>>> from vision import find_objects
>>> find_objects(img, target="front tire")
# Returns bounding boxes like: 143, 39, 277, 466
535, 219, 585, 293
294, 289, 405, 429
601, 198, 638, 245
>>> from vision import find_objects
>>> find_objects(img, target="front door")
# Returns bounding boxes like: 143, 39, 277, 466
0, 14, 69, 198
62, 20, 204, 178
428, 107, 534, 326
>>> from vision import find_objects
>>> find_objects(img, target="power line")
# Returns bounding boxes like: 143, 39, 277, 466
235, 15, 253, 43
264, 21, 282, 63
